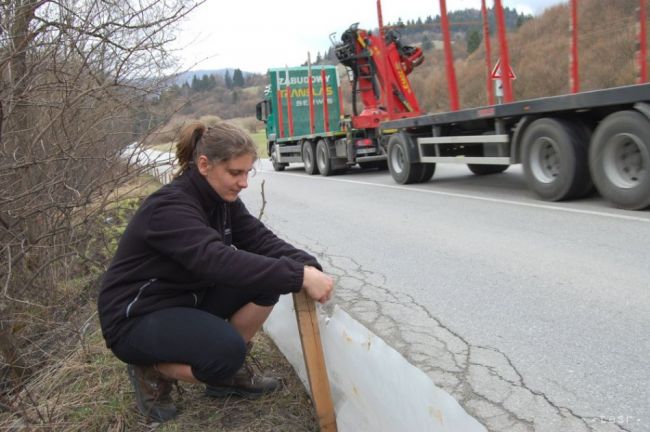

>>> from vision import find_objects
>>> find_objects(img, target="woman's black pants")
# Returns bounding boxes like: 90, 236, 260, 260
110, 285, 280, 386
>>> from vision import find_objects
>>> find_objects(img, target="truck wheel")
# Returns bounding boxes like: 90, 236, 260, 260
316, 139, 333, 176
270, 144, 285, 172
387, 134, 431, 184
302, 140, 319, 175
521, 118, 590, 201
467, 164, 509, 175
589, 110, 650, 210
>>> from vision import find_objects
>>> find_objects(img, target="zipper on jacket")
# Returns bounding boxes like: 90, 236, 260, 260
125, 278, 156, 318
223, 204, 232, 246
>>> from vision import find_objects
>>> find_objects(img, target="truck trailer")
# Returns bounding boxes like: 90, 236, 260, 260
256, 1, 650, 210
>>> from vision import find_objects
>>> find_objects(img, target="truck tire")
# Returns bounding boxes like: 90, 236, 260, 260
521, 118, 591, 201
316, 139, 333, 176
270, 144, 286, 172
419, 163, 436, 182
468, 131, 510, 176
387, 134, 432, 184
589, 110, 650, 210
302, 140, 319, 175
467, 164, 509, 175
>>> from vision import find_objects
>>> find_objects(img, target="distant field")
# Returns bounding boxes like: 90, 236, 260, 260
251, 131, 267, 158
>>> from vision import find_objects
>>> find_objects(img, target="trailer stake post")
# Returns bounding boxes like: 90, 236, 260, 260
439, 0, 460, 111
570, 0, 580, 93
494, 0, 513, 102
638, 0, 648, 83
285, 66, 294, 137
276, 71, 285, 138
321, 68, 330, 132
481, 0, 495, 105
308, 54, 315, 134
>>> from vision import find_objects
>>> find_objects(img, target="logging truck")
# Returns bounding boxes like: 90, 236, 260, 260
256, 1, 650, 210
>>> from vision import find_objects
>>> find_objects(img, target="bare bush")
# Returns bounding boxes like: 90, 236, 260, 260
242, 117, 260, 133
0, 0, 201, 424
198, 114, 223, 128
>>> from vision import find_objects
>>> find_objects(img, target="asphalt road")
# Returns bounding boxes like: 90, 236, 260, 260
240, 160, 650, 432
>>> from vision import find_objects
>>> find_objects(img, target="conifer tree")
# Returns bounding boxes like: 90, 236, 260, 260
233, 68, 245, 87
225, 70, 233, 89
467, 30, 481, 54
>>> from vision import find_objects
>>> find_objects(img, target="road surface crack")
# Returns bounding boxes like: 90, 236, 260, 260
272, 230, 635, 432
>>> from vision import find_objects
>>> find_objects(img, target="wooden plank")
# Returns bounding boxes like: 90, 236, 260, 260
293, 290, 337, 431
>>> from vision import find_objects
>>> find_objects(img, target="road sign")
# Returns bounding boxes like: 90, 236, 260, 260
490, 58, 516, 80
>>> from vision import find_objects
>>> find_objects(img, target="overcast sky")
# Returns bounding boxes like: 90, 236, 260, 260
173, 0, 567, 74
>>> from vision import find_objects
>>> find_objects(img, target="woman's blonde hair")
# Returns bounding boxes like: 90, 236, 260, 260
175, 121, 257, 176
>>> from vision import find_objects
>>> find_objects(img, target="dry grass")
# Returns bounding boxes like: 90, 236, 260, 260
108, 174, 162, 203
0, 322, 317, 432
0, 173, 316, 431
250, 131, 267, 158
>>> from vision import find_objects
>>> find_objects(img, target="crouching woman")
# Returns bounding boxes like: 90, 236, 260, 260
97, 121, 334, 422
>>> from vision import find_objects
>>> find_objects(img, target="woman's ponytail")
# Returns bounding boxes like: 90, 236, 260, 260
174, 121, 257, 178
175, 122, 205, 176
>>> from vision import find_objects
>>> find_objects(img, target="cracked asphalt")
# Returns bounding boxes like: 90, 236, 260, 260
242, 160, 649, 432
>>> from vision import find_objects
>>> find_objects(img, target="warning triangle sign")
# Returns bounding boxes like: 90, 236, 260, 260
490, 58, 516, 80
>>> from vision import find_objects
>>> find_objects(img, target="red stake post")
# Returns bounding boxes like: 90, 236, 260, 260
321, 68, 329, 132
376, 0, 394, 115
494, 0, 513, 102
481, 0, 494, 105
439, 0, 460, 111
639, 0, 648, 83
276, 84, 284, 138
307, 54, 315, 134
570, 0, 579, 93
285, 67, 294, 136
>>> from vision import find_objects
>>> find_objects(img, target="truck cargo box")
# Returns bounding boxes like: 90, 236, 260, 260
267, 66, 342, 140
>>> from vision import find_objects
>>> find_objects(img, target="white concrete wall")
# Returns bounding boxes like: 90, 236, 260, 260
265, 298, 486, 432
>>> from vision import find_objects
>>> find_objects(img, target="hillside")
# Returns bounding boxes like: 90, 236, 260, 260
410, 0, 644, 112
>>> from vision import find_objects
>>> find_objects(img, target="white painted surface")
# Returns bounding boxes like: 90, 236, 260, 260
264, 297, 486, 432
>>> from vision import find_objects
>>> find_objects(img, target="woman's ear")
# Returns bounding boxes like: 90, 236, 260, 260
197, 155, 210, 176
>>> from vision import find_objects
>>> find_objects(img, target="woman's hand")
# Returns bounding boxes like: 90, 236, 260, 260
302, 266, 334, 303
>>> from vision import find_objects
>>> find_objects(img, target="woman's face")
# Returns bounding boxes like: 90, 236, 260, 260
198, 153, 255, 202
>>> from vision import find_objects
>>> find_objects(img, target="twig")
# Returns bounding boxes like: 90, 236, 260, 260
258, 179, 267, 220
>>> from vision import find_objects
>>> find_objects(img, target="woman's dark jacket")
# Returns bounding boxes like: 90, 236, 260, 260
97, 167, 320, 348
